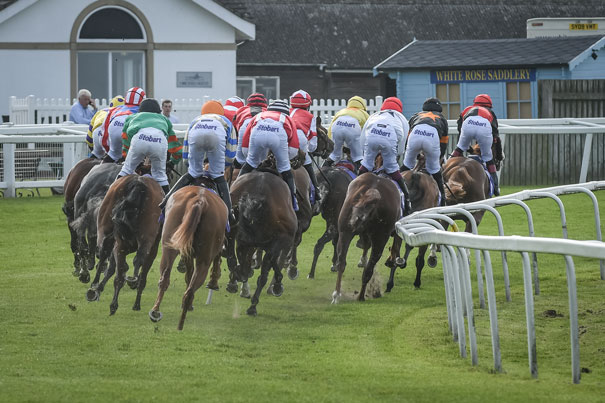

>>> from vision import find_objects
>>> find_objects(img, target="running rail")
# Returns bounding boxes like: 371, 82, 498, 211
395, 181, 605, 384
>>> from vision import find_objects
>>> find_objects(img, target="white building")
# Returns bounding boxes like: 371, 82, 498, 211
0, 0, 254, 117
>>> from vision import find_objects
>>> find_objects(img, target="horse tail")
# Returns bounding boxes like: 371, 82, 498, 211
446, 167, 472, 200
111, 178, 147, 240
349, 188, 381, 233
169, 198, 206, 256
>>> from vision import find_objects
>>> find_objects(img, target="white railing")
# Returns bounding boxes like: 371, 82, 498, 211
396, 181, 605, 384
8, 95, 385, 126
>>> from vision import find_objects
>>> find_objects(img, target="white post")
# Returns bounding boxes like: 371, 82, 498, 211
26, 95, 35, 124
4, 143, 16, 197
62, 143, 75, 179
579, 132, 593, 183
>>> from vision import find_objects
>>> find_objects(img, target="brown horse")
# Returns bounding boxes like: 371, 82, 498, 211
225, 170, 298, 316
62, 157, 101, 276
90, 175, 163, 315
331, 172, 401, 303
284, 166, 313, 279
149, 185, 227, 330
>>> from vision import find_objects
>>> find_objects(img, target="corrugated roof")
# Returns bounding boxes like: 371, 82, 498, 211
376, 36, 604, 70
216, 0, 605, 68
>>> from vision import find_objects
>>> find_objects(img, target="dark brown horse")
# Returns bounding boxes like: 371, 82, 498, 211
225, 170, 298, 316
331, 172, 401, 303
149, 186, 227, 330
62, 157, 101, 276
90, 175, 163, 315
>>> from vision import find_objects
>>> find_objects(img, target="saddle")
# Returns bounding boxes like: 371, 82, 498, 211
191, 173, 218, 192
335, 161, 357, 180
375, 171, 407, 219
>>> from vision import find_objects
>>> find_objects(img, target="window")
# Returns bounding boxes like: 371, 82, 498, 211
237, 76, 280, 100
506, 82, 532, 118
79, 8, 144, 40
435, 83, 461, 119
78, 51, 144, 100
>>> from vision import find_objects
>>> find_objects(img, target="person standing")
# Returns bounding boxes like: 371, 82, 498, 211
161, 99, 179, 123
69, 89, 97, 124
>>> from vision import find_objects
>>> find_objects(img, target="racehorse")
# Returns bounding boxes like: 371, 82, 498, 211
225, 170, 298, 316
331, 172, 401, 303
62, 157, 101, 276
385, 169, 439, 291
284, 167, 313, 280
149, 184, 227, 330
91, 175, 163, 315
71, 163, 122, 283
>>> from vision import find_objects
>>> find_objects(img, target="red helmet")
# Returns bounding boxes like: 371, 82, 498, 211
473, 94, 492, 108
246, 93, 267, 107
290, 89, 312, 109
125, 87, 145, 106
224, 96, 244, 122
381, 97, 403, 113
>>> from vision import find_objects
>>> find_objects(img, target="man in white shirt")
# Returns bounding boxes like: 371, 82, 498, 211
161, 99, 179, 123
69, 89, 97, 124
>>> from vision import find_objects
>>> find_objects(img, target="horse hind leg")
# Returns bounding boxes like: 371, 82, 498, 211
87, 236, 114, 301
414, 245, 428, 289
387, 242, 413, 293
126, 251, 145, 290
332, 231, 354, 304
109, 244, 129, 315
246, 251, 274, 316
149, 247, 179, 323
133, 237, 160, 311
308, 227, 334, 279
427, 244, 438, 268
359, 235, 388, 301
177, 257, 212, 330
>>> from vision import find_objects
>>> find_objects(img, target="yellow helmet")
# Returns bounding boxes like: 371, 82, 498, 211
347, 96, 367, 111
110, 95, 125, 108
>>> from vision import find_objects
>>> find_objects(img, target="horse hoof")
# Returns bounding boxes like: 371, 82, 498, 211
206, 282, 219, 291
176, 259, 187, 273
307, 273, 314, 279
357, 257, 367, 268
86, 288, 100, 302
79, 271, 90, 284
331, 291, 341, 304
395, 257, 406, 268
126, 276, 138, 289
385, 285, 393, 293
188, 304, 194, 311
271, 283, 284, 297
226, 283, 238, 294
288, 268, 299, 281
132, 304, 141, 311
72, 269, 80, 277
330, 265, 337, 273
246, 306, 257, 316
109, 305, 117, 316
427, 256, 437, 268
240, 284, 251, 299
385, 260, 395, 269
149, 310, 163, 322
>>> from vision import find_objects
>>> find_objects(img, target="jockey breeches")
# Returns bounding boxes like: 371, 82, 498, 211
91, 126, 106, 159
187, 125, 226, 180
403, 124, 441, 174
246, 129, 292, 173
361, 133, 399, 174
329, 115, 362, 162
457, 116, 493, 162
106, 114, 129, 161
235, 118, 253, 164
297, 129, 313, 165
119, 128, 169, 186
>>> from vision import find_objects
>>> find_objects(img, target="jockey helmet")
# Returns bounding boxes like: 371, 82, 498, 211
125, 87, 145, 106
473, 94, 492, 108
139, 98, 161, 113
267, 100, 290, 115
347, 96, 367, 111
290, 90, 312, 109
381, 97, 403, 113
247, 93, 267, 107
422, 97, 443, 113
201, 100, 225, 116
224, 96, 244, 122
110, 95, 125, 108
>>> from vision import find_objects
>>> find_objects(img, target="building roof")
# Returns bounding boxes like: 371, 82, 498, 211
375, 35, 605, 71
216, 0, 605, 69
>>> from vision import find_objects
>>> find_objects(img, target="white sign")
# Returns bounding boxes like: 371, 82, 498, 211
177, 72, 212, 88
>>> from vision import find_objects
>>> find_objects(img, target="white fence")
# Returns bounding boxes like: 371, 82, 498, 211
0, 118, 604, 197
396, 181, 605, 384
7, 95, 385, 126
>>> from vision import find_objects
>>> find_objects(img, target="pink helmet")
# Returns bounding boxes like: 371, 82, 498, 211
125, 87, 146, 106
473, 94, 492, 108
224, 96, 244, 122
290, 89, 312, 109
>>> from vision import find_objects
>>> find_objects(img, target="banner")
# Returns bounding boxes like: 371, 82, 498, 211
430, 68, 536, 84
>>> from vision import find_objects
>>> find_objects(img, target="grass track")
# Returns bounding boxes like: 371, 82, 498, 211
0, 187, 604, 402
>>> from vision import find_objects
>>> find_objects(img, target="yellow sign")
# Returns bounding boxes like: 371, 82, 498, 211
570, 23, 598, 30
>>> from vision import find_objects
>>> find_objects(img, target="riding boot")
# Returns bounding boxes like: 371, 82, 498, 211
353, 160, 362, 174
214, 176, 235, 226
322, 158, 334, 168
102, 154, 115, 163
233, 159, 243, 169
389, 170, 412, 216
239, 162, 254, 176
358, 164, 369, 174
450, 147, 464, 158
303, 163, 321, 203
487, 162, 500, 196
161, 185, 170, 194
158, 172, 194, 209
114, 174, 123, 182
400, 164, 411, 173
281, 170, 299, 211
431, 171, 447, 206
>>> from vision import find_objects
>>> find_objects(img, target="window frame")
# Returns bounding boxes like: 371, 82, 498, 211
236, 76, 281, 100
435, 83, 461, 120
505, 81, 532, 119
77, 6, 147, 43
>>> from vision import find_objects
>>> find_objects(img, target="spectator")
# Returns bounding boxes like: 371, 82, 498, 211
69, 89, 97, 124
161, 99, 179, 123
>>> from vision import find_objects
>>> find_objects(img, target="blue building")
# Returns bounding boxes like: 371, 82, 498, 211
374, 35, 605, 119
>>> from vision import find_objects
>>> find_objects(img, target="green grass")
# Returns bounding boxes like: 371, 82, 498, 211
1, 187, 604, 402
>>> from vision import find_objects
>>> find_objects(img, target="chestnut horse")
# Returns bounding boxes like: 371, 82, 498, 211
225, 170, 298, 316
62, 157, 101, 276
91, 175, 163, 315
331, 172, 401, 303
149, 185, 227, 330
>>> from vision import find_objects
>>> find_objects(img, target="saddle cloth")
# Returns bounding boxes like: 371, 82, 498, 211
468, 155, 495, 197
335, 161, 357, 180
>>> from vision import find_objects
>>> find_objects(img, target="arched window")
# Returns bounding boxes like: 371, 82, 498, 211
79, 7, 144, 40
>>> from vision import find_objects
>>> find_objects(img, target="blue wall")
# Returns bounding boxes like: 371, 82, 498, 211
571, 47, 605, 79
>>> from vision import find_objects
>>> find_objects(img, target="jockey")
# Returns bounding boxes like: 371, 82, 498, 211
323, 95, 369, 173
116, 98, 183, 194
101, 87, 146, 163
223, 96, 245, 124
451, 94, 500, 196
358, 97, 412, 215
403, 97, 450, 205
289, 89, 321, 205
86, 95, 124, 159
234, 93, 267, 167
239, 100, 300, 211
159, 100, 237, 222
